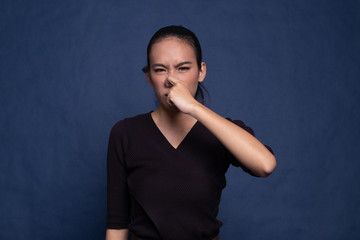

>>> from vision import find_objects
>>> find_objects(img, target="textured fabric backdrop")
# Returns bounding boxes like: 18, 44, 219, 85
1, 0, 359, 239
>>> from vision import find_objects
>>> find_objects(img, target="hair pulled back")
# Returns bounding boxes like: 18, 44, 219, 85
143, 25, 207, 103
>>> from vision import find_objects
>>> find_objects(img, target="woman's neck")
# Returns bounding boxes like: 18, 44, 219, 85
152, 107, 197, 129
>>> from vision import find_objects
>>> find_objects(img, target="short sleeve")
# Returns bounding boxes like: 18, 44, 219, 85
226, 118, 274, 171
106, 121, 131, 229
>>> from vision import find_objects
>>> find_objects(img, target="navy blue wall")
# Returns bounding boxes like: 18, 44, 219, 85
1, 0, 359, 239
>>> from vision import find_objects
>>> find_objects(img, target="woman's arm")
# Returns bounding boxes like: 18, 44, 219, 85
190, 103, 276, 177
166, 77, 276, 177
106, 123, 131, 239
106, 229, 129, 240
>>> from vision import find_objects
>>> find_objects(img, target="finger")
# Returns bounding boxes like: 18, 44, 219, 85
167, 76, 181, 85
165, 79, 173, 88
166, 96, 173, 105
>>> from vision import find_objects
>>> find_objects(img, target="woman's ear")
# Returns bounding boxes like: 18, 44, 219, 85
145, 71, 153, 86
198, 62, 206, 83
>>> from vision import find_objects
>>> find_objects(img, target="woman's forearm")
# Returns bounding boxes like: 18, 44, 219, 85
106, 229, 129, 240
189, 102, 276, 177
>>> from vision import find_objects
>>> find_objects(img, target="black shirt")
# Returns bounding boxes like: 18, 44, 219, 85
106, 112, 271, 240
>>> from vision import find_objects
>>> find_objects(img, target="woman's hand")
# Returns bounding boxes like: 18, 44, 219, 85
165, 76, 200, 114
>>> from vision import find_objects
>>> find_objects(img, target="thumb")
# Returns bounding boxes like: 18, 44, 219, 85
165, 79, 174, 88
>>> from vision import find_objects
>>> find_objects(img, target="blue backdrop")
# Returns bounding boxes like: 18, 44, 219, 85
1, 0, 359, 239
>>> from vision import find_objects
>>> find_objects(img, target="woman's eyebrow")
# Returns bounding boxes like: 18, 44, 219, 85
152, 61, 193, 69
152, 63, 167, 68
175, 61, 192, 68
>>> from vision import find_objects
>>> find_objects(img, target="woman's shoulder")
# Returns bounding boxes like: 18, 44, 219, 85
110, 112, 152, 134
226, 117, 255, 136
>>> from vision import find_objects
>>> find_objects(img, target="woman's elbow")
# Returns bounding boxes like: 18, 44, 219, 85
257, 155, 276, 178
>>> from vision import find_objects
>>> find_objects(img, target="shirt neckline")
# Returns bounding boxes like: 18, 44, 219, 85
147, 111, 198, 150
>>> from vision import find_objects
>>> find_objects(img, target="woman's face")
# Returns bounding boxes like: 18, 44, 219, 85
146, 37, 206, 109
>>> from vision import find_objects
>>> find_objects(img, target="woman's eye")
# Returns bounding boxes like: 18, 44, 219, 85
154, 68, 165, 73
178, 67, 190, 71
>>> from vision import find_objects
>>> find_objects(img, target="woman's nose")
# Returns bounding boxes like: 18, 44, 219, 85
164, 70, 175, 88
164, 79, 173, 88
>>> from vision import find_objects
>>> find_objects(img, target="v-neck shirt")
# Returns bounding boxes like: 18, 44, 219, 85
149, 114, 198, 150
106, 112, 271, 240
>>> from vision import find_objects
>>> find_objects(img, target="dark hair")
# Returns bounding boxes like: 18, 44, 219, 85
143, 25, 208, 104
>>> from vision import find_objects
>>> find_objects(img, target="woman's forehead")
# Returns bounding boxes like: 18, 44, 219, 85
149, 37, 196, 62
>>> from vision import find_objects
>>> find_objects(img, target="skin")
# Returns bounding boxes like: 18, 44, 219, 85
106, 229, 128, 240
106, 37, 276, 240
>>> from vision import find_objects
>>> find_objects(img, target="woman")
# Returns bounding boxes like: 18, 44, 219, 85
106, 25, 276, 240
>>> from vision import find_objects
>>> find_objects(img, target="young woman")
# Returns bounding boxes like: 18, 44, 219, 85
106, 26, 276, 240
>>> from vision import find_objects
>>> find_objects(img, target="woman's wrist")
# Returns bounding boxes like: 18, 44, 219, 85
187, 100, 206, 119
